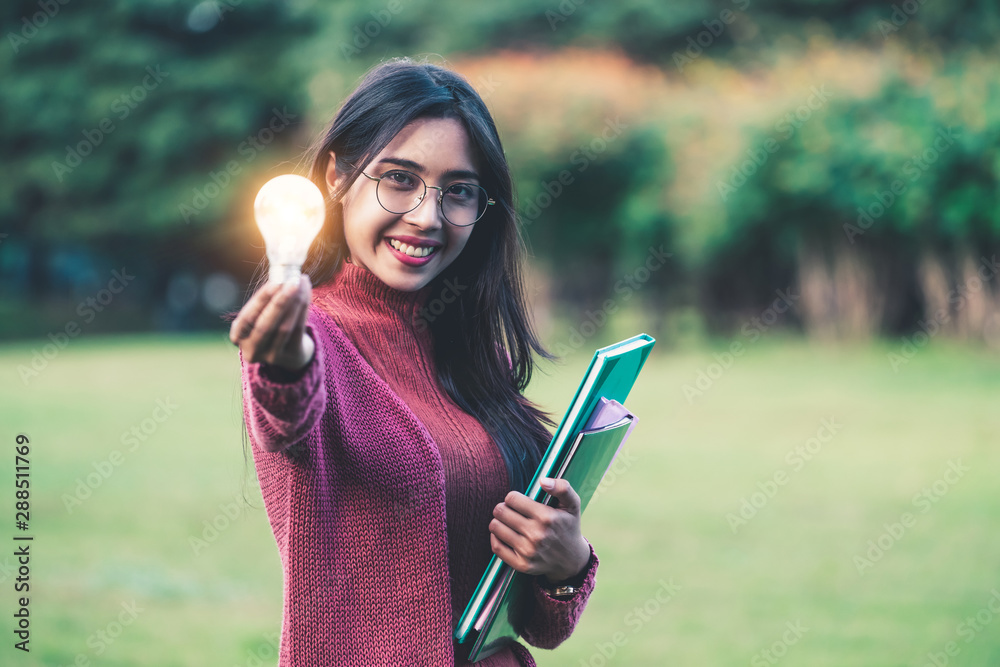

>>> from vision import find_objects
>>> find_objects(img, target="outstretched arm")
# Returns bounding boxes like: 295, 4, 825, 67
232, 276, 327, 453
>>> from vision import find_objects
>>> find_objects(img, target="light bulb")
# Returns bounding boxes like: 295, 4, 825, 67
253, 174, 326, 285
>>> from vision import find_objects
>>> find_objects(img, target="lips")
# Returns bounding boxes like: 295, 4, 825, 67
384, 237, 438, 265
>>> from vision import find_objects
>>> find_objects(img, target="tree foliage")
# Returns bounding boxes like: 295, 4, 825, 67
2, 1, 999, 340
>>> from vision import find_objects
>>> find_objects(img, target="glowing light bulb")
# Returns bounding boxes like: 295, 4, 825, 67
253, 174, 326, 285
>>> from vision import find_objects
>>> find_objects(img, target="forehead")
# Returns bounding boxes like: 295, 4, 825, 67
375, 116, 478, 173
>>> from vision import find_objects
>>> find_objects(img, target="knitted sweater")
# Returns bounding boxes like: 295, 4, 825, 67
239, 261, 599, 666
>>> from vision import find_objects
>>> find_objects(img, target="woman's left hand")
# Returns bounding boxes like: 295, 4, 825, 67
489, 477, 591, 584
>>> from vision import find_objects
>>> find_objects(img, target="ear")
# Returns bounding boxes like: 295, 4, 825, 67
325, 150, 344, 193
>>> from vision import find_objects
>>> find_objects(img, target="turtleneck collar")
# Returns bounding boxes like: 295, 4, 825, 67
320, 259, 434, 326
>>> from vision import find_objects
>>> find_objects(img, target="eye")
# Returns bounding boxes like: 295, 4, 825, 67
381, 170, 419, 190
445, 183, 477, 202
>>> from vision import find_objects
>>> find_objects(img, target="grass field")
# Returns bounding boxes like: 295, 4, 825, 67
1, 332, 999, 666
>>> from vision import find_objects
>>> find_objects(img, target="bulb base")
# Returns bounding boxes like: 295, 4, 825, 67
269, 264, 302, 286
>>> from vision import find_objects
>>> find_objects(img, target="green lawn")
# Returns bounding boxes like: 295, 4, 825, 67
1, 333, 999, 666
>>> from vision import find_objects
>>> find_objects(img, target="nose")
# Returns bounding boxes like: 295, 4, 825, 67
401, 186, 444, 230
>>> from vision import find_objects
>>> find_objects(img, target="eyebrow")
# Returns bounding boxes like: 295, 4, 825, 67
374, 157, 481, 182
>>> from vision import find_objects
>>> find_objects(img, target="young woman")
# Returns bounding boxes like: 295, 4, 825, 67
230, 57, 599, 666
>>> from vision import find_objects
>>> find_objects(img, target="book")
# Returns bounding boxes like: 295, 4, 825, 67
466, 398, 638, 659
454, 333, 655, 660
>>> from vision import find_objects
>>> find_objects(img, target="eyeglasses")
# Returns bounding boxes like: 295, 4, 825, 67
359, 169, 495, 227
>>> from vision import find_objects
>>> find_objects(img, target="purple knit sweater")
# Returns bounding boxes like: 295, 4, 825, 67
239, 266, 598, 666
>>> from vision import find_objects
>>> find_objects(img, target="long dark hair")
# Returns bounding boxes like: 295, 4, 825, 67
240, 57, 558, 493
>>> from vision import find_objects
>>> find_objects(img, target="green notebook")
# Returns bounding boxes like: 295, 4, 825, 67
454, 333, 655, 660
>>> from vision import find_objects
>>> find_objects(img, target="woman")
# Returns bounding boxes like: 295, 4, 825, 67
230, 57, 599, 666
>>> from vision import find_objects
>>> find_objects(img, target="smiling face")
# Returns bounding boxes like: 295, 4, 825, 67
326, 116, 483, 292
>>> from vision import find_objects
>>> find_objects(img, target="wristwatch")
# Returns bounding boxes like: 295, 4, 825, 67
540, 584, 578, 599
539, 548, 593, 599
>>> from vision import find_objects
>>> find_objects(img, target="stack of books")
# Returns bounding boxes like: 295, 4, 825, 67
454, 333, 656, 661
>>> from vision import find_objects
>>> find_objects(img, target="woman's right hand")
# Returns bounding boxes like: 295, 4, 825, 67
230, 274, 315, 372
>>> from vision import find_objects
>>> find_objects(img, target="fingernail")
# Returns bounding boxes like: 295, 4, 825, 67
540, 478, 554, 490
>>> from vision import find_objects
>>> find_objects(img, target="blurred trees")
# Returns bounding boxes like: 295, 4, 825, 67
712, 53, 1000, 342
451, 51, 679, 323
2, 0, 316, 333
2, 0, 998, 342
3, 0, 314, 241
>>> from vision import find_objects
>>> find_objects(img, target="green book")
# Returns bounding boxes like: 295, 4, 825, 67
454, 333, 655, 660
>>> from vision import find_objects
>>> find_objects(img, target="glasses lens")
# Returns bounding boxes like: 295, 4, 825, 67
441, 183, 489, 226
376, 170, 424, 214
375, 171, 490, 226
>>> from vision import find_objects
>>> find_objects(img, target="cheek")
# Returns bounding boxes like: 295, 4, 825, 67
342, 198, 391, 243
449, 229, 475, 254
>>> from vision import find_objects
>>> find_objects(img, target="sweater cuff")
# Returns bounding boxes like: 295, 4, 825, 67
244, 326, 324, 417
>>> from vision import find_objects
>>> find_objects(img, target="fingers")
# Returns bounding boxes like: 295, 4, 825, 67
230, 281, 281, 346
489, 514, 532, 556
269, 291, 304, 357
232, 278, 310, 364
246, 281, 295, 358
271, 277, 310, 355
491, 492, 587, 581
493, 499, 534, 536
540, 477, 581, 514
253, 279, 309, 360
287, 275, 312, 348
502, 490, 549, 522
490, 533, 531, 575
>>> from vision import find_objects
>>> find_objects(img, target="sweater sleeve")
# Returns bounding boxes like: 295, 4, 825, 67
239, 319, 328, 454
518, 538, 599, 650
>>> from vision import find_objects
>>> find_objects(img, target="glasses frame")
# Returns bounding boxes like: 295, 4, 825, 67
359, 168, 495, 227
